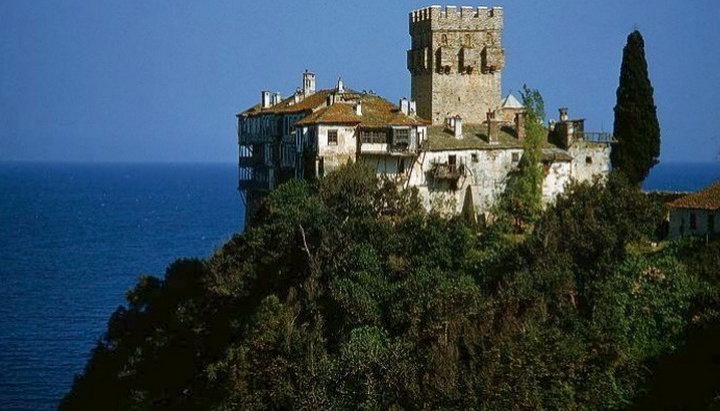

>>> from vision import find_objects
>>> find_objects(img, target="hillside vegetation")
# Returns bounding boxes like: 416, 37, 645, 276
62, 163, 720, 410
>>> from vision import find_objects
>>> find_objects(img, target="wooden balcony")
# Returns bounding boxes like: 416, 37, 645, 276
432, 163, 465, 180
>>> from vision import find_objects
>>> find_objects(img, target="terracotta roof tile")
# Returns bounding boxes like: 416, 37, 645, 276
669, 181, 720, 210
423, 125, 563, 154
295, 104, 362, 125
295, 93, 426, 127
240, 89, 334, 116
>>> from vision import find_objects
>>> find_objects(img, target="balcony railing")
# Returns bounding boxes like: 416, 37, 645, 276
239, 156, 262, 168
238, 132, 271, 144
578, 132, 616, 143
432, 163, 465, 180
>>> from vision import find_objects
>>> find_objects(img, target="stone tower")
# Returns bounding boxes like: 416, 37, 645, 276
408, 6, 505, 125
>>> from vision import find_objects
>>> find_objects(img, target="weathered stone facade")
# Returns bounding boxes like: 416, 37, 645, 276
408, 6, 504, 125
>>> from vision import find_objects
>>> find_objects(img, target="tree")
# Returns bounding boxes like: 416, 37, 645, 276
499, 85, 545, 231
611, 30, 661, 185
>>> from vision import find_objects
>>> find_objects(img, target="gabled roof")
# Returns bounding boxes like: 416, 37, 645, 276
669, 181, 720, 210
294, 103, 362, 125
240, 89, 334, 116
294, 93, 427, 128
501, 94, 524, 109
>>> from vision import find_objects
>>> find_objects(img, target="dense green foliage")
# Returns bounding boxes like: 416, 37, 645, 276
62, 163, 720, 410
498, 86, 545, 231
611, 30, 661, 185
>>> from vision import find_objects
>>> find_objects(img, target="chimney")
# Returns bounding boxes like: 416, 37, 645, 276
337, 77, 344, 93
445, 116, 456, 130
355, 102, 362, 116
400, 98, 410, 115
514, 112, 525, 140
272, 92, 282, 106
261, 90, 272, 108
302, 70, 316, 95
454, 115, 463, 139
409, 100, 417, 116
487, 110, 499, 143
559, 107, 568, 122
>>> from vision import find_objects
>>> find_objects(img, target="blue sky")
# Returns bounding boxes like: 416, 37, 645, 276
1, 1, 718, 163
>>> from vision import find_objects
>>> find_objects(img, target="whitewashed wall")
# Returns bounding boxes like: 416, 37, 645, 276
569, 143, 611, 183
317, 125, 358, 173
669, 208, 719, 238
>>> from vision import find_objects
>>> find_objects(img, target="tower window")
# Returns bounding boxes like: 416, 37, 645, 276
464, 34, 471, 46
585, 156, 593, 164
441, 34, 448, 45
328, 129, 338, 145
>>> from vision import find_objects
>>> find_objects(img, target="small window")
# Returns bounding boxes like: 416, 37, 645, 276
441, 34, 448, 45
328, 129, 338, 145
471, 153, 479, 163
394, 128, 410, 145
586, 156, 593, 164
690, 212, 697, 229
464, 34, 472, 46
512, 152, 520, 162
361, 130, 388, 144
398, 158, 405, 174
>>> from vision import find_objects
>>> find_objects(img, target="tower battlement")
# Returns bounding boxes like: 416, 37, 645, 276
409, 5, 503, 33
410, 5, 503, 22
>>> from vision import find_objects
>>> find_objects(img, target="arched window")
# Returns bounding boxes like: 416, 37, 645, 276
441, 34, 448, 45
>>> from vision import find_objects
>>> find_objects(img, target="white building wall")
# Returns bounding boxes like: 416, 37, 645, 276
569, 143, 611, 183
317, 124, 358, 174
669, 208, 719, 238
542, 162, 572, 205
408, 148, 578, 215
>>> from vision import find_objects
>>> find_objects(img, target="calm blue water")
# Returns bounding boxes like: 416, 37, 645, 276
0, 163, 243, 410
0, 161, 718, 410
644, 162, 720, 191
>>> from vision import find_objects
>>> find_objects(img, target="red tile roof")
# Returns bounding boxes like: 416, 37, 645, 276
240, 89, 334, 116
669, 181, 720, 210
295, 93, 427, 127
294, 103, 362, 125
240, 87, 428, 128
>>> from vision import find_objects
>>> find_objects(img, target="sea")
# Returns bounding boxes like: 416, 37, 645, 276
0, 161, 718, 410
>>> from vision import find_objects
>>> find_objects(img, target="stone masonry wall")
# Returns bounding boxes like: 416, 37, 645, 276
408, 6, 504, 125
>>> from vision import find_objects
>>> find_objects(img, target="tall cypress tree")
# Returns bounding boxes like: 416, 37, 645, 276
611, 30, 661, 184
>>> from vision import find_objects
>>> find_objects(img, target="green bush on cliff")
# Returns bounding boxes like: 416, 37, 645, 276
61, 162, 716, 410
